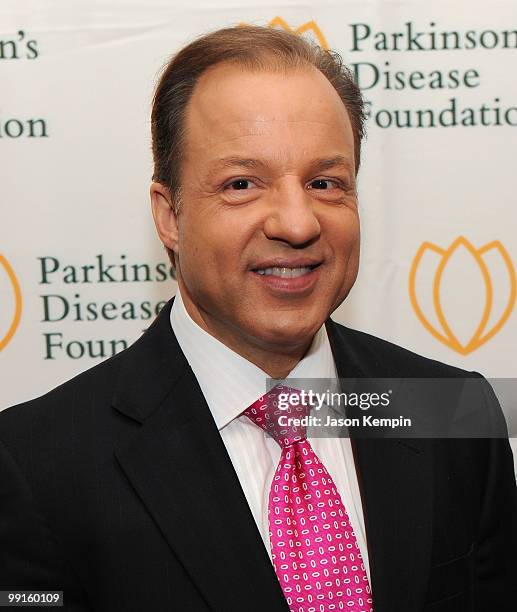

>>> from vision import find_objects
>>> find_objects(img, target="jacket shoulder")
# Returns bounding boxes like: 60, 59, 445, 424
329, 319, 474, 378
0, 298, 182, 445
0, 349, 125, 437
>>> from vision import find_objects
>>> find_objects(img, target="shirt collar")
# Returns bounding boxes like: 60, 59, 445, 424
170, 289, 337, 431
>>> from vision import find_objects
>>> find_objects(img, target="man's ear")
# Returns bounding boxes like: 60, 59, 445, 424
150, 182, 179, 255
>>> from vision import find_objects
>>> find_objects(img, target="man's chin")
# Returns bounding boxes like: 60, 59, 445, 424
246, 317, 324, 353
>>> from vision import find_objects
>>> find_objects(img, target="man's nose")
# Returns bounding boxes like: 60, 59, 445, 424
263, 180, 321, 247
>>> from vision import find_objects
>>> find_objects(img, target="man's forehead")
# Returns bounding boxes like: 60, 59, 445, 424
182, 63, 355, 173
187, 62, 351, 128
187, 122, 355, 179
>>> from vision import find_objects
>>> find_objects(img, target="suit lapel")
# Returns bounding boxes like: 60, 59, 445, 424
326, 319, 434, 611
112, 299, 288, 611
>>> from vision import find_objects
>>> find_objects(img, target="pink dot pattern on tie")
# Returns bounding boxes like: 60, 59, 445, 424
244, 386, 373, 612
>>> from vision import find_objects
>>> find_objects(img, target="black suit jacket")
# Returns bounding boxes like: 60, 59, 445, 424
1, 298, 516, 611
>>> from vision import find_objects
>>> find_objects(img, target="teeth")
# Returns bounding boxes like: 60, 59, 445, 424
255, 266, 313, 278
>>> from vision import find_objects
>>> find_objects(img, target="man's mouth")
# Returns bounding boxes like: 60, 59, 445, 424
254, 265, 318, 278
249, 261, 322, 294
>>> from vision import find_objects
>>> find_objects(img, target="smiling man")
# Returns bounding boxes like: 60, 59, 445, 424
151, 59, 360, 377
1, 26, 516, 612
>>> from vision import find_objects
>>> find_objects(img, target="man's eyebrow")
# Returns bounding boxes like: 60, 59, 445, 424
207, 155, 354, 175
311, 156, 353, 173
210, 157, 263, 172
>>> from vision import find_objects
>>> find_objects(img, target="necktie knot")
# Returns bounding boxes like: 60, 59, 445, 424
243, 385, 308, 448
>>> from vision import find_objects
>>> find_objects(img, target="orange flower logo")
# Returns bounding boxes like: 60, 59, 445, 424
267, 17, 329, 48
0, 254, 22, 351
409, 237, 516, 355
240, 17, 329, 49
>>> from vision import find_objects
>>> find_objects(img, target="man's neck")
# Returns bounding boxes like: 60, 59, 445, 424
177, 286, 313, 379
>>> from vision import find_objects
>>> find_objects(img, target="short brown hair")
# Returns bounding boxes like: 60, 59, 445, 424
151, 25, 366, 202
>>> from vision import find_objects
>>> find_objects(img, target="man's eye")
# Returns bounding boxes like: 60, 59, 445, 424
308, 178, 341, 190
227, 179, 253, 190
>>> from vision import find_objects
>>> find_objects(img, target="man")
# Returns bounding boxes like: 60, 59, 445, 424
1, 26, 515, 612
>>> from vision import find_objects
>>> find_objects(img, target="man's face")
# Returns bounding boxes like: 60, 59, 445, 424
160, 62, 360, 357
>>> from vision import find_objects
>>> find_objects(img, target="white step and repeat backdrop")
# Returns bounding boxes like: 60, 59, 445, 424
1, 0, 516, 460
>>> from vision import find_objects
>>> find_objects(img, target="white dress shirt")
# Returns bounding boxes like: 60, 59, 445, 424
170, 289, 371, 582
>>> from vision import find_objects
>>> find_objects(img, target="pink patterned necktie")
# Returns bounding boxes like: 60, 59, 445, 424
243, 385, 373, 612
